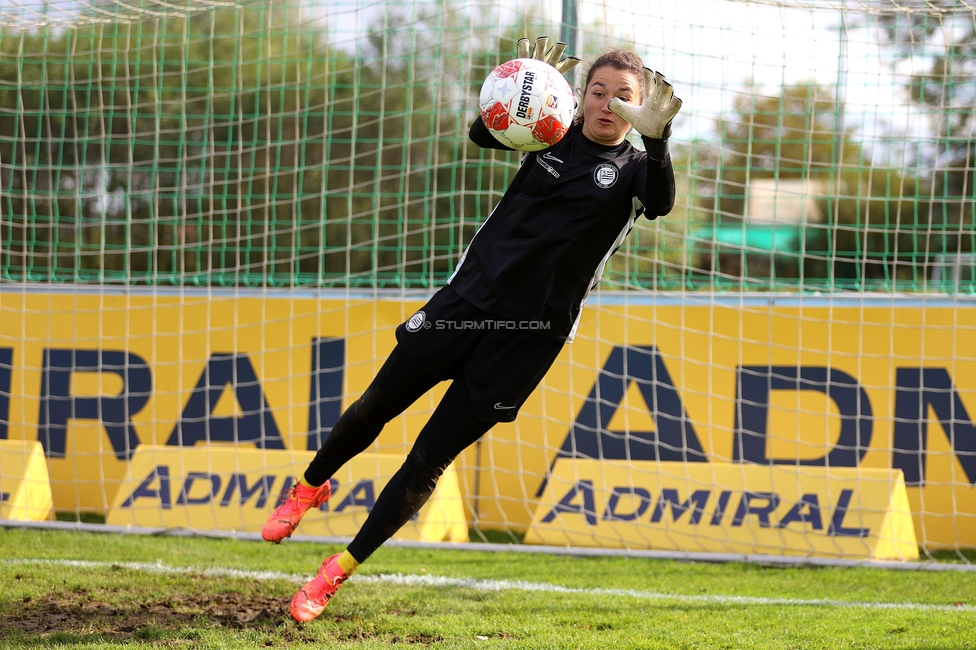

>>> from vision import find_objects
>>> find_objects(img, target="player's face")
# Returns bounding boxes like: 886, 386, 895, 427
580, 67, 642, 146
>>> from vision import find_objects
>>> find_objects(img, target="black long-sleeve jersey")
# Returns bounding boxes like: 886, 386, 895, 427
448, 118, 676, 342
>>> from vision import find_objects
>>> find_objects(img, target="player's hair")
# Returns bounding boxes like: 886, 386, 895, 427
576, 49, 646, 123
585, 50, 645, 90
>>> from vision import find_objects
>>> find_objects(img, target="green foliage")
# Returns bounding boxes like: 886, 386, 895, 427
877, 2, 976, 198
694, 81, 934, 291
0, 3, 518, 288
872, 3, 976, 293
3, 3, 973, 293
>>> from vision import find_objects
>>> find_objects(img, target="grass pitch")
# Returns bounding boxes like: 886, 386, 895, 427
2, 528, 976, 648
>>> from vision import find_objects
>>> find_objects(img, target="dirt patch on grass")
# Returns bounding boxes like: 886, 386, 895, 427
3, 587, 293, 639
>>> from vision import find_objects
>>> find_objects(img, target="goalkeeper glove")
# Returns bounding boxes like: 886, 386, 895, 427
608, 68, 682, 141
516, 35, 580, 76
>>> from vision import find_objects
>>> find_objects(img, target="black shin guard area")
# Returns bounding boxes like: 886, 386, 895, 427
347, 384, 492, 563
304, 346, 438, 487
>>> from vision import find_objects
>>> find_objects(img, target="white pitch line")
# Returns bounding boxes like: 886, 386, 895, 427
4, 558, 974, 613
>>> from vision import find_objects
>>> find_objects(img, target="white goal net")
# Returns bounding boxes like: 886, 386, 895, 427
1, 0, 974, 562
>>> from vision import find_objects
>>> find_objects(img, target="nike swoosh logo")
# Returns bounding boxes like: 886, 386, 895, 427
542, 152, 564, 164
493, 402, 517, 410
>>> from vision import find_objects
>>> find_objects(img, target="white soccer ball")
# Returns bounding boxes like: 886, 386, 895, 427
479, 58, 575, 152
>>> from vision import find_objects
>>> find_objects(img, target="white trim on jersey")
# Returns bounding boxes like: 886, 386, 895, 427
566, 197, 645, 343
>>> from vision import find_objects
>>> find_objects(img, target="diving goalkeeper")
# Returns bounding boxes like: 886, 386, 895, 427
262, 35, 681, 623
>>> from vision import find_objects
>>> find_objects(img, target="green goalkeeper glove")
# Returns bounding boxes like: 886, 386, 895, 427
608, 68, 682, 141
516, 35, 580, 76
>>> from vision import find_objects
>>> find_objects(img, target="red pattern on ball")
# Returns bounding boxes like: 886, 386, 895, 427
491, 60, 522, 79
531, 114, 569, 146
482, 101, 511, 132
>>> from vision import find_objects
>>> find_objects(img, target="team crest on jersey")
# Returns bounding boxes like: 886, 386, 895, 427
405, 310, 427, 332
593, 163, 618, 188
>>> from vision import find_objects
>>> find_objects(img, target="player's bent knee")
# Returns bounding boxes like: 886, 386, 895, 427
402, 447, 451, 494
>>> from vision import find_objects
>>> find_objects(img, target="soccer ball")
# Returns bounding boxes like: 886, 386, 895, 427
479, 58, 575, 152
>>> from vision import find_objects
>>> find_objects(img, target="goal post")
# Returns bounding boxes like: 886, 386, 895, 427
1, 0, 975, 561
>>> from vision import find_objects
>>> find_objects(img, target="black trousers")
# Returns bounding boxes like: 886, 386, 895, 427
304, 346, 493, 563
304, 287, 564, 563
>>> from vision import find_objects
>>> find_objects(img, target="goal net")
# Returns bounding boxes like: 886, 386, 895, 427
1, 0, 974, 561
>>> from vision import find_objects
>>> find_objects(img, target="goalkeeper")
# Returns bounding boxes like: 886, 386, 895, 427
262, 35, 681, 623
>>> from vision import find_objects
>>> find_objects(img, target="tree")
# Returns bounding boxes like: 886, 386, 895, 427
876, 1, 975, 198
0, 6, 346, 284
695, 81, 923, 290
0, 2, 514, 287
874, 1, 976, 275
0, 1, 695, 290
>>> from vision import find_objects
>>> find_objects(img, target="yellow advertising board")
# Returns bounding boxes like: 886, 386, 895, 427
0, 440, 53, 521
106, 446, 468, 543
525, 460, 918, 560
0, 289, 426, 513
1, 288, 976, 551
